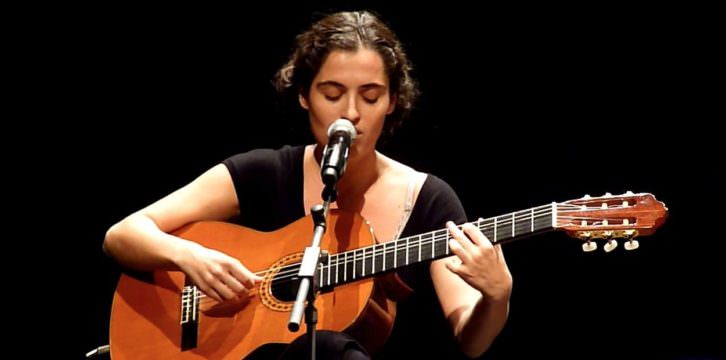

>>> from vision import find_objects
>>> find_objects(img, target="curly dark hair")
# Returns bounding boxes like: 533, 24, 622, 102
273, 10, 419, 136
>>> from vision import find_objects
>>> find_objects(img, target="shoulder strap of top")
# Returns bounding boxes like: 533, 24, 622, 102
393, 172, 428, 240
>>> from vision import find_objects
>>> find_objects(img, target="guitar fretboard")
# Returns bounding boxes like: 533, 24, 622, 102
316, 203, 556, 289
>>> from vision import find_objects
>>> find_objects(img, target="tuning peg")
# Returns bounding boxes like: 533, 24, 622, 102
625, 190, 634, 195
583, 194, 591, 199
603, 239, 618, 252
604, 192, 612, 197
582, 241, 597, 252
624, 239, 640, 250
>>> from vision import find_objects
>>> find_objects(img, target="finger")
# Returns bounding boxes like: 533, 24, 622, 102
222, 274, 247, 294
201, 285, 223, 302
447, 221, 477, 254
229, 264, 262, 289
188, 272, 223, 302
448, 238, 472, 264
444, 257, 462, 274
461, 222, 491, 248
214, 281, 237, 301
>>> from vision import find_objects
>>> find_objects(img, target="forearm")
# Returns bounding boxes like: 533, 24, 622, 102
103, 214, 196, 271
456, 294, 510, 358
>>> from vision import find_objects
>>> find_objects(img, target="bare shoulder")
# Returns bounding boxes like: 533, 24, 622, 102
377, 151, 425, 180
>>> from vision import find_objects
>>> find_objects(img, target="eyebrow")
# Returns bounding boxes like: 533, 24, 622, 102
316, 81, 387, 91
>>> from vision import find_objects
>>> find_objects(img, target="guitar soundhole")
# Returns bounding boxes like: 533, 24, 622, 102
269, 265, 302, 302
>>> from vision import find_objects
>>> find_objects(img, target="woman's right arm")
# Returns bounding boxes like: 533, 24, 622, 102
103, 163, 260, 301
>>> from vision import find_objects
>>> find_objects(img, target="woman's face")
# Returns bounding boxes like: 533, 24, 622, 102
300, 48, 396, 158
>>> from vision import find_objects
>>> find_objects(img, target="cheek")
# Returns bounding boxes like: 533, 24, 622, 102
305, 111, 329, 145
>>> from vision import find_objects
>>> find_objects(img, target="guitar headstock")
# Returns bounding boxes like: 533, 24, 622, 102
555, 191, 668, 252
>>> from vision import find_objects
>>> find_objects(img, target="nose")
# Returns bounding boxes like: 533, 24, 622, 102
341, 96, 360, 124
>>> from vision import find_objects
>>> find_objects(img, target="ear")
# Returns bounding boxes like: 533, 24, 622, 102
298, 92, 309, 110
386, 94, 397, 114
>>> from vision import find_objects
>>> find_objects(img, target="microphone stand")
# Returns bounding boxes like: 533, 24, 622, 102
288, 183, 337, 360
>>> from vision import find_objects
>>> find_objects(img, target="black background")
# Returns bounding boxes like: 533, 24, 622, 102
39, 2, 722, 359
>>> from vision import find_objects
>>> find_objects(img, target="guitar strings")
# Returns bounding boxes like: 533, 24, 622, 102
255, 204, 554, 280
258, 203, 623, 283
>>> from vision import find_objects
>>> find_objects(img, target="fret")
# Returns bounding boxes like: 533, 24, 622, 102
405, 237, 410, 265
493, 216, 498, 242
445, 228, 450, 255
346, 252, 355, 281
361, 248, 370, 277
372, 245, 376, 274
343, 252, 348, 282
514, 211, 530, 237
420, 233, 433, 261
374, 244, 384, 273
418, 234, 422, 262
327, 259, 331, 286
430, 232, 435, 259
497, 215, 512, 242
480, 218, 494, 241
393, 240, 398, 268
384, 242, 394, 271
368, 247, 375, 275
335, 253, 345, 284
434, 231, 448, 257
381, 243, 388, 271
530, 208, 534, 232
352, 250, 357, 279
319, 263, 324, 287
396, 241, 406, 268
512, 212, 516, 237
355, 249, 364, 279
407, 236, 417, 265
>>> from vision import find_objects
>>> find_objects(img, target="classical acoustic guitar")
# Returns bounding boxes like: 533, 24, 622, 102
109, 192, 667, 359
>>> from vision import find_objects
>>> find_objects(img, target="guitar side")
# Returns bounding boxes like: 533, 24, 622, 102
109, 212, 378, 359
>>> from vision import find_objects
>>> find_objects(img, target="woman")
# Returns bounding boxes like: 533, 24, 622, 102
104, 10, 512, 359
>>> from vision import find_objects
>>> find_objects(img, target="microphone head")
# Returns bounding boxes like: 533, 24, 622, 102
327, 119, 357, 141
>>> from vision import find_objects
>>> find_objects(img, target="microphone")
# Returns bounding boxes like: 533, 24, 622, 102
321, 119, 357, 186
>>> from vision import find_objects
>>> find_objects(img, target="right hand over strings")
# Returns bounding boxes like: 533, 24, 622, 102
176, 242, 263, 302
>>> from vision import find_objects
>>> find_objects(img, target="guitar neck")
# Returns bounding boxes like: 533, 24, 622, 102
319, 203, 556, 289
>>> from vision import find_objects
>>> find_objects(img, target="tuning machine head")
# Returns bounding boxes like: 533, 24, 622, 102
577, 229, 641, 253
577, 231, 597, 252
603, 239, 618, 252
624, 239, 640, 250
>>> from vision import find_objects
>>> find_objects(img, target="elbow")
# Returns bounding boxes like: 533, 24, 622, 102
458, 339, 491, 359
103, 221, 124, 257
453, 325, 491, 359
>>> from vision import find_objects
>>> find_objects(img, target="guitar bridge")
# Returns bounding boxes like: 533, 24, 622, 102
180, 285, 199, 351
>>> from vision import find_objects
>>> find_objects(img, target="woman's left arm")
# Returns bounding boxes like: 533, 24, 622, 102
430, 221, 513, 358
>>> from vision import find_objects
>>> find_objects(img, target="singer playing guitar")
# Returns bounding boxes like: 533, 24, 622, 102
106, 10, 518, 359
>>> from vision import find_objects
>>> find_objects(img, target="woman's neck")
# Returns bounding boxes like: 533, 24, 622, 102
313, 144, 383, 211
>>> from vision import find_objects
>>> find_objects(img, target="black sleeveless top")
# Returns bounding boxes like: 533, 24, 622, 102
223, 145, 468, 359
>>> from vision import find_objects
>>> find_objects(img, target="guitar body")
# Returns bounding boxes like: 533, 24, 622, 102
109, 211, 399, 359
